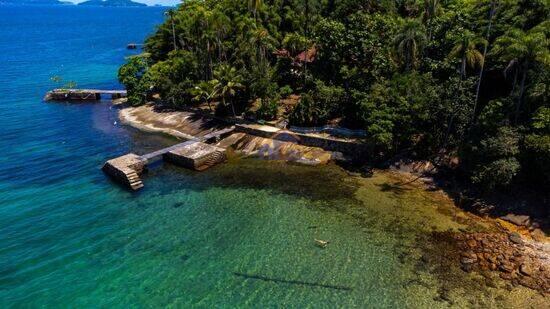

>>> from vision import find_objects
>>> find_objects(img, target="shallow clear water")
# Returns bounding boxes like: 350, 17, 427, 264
0, 5, 543, 308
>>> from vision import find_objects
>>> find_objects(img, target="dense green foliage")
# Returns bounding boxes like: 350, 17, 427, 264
119, 0, 549, 192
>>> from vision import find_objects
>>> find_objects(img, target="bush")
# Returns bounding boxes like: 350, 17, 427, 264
256, 97, 279, 121
471, 158, 521, 190
466, 127, 521, 191
531, 106, 550, 133
478, 126, 520, 159
248, 64, 278, 100
288, 80, 346, 126
289, 94, 319, 126
313, 80, 345, 117
353, 87, 396, 150
118, 56, 150, 106
279, 85, 293, 98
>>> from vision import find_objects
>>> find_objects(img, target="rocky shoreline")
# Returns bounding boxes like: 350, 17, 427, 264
117, 102, 549, 295
118, 104, 340, 165
450, 231, 549, 294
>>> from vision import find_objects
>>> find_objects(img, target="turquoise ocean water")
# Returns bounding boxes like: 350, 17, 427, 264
0, 4, 538, 308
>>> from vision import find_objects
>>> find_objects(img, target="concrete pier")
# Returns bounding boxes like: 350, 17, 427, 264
163, 142, 226, 171
45, 89, 127, 101
102, 127, 234, 191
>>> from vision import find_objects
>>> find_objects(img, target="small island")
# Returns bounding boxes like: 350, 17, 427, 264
78, 0, 147, 7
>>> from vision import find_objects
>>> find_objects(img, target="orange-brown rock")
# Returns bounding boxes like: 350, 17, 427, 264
450, 231, 549, 294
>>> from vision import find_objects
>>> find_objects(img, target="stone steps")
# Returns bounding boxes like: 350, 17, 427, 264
196, 151, 226, 171
125, 170, 144, 191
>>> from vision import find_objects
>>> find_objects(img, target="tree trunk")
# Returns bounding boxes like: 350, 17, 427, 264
473, 0, 496, 122
461, 56, 466, 78
515, 62, 528, 124
217, 37, 222, 62
229, 98, 237, 118
442, 112, 455, 149
171, 17, 177, 51
510, 67, 518, 95
207, 41, 212, 79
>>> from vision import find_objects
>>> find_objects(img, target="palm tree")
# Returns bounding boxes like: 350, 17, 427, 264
214, 64, 244, 117
201, 11, 216, 79
232, 16, 256, 67
393, 19, 427, 71
448, 31, 486, 78
248, 0, 262, 20
473, 0, 497, 122
210, 11, 231, 62
421, 0, 442, 40
190, 79, 219, 112
249, 27, 277, 65
493, 27, 549, 123
165, 9, 178, 51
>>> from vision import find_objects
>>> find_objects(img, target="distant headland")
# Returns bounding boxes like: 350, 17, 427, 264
0, 0, 155, 7
78, 0, 147, 7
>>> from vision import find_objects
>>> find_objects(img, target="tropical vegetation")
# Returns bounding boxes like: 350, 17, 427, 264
119, 0, 549, 194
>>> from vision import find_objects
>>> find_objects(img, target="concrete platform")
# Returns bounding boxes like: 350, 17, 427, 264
102, 153, 147, 190
163, 142, 226, 171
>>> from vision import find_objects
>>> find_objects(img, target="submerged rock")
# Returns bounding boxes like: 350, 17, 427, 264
520, 263, 533, 276
438, 231, 550, 294
508, 232, 523, 245
500, 214, 531, 227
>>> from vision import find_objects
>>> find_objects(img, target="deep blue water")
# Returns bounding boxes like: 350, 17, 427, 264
0, 4, 528, 308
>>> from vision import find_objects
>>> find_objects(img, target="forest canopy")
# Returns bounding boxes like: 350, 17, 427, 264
119, 0, 549, 192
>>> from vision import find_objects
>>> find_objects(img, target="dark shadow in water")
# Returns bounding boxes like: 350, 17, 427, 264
376, 182, 412, 195
233, 272, 352, 291
151, 159, 360, 203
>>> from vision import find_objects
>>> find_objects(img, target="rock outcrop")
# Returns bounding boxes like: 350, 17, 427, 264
452, 232, 549, 293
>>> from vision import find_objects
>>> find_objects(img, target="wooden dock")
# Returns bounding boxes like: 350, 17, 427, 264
44, 89, 127, 101
103, 127, 235, 190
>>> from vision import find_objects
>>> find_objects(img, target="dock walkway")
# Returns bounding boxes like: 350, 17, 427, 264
141, 140, 196, 161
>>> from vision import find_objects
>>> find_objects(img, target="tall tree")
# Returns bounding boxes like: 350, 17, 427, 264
448, 31, 486, 78
165, 9, 178, 51
473, 0, 497, 122
190, 79, 219, 112
210, 11, 231, 62
248, 0, 263, 20
421, 0, 442, 40
249, 27, 277, 65
214, 64, 244, 117
493, 27, 549, 123
393, 19, 427, 71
